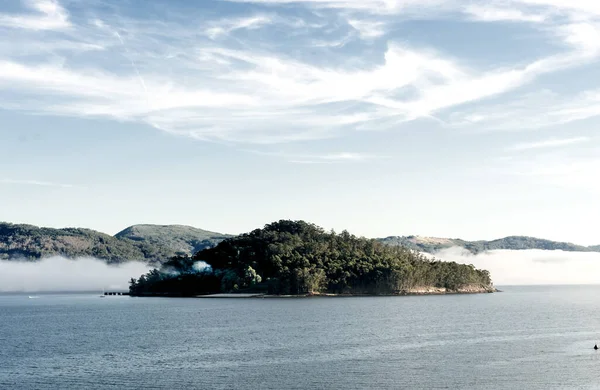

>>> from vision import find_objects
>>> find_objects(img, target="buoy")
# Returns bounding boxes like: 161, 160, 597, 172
594, 344, 598, 350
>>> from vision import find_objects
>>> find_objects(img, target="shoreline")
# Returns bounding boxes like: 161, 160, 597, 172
193, 285, 497, 298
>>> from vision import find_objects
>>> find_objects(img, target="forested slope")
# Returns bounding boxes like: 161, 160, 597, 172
130, 220, 494, 296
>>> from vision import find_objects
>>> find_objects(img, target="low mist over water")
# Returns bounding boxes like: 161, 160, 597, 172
433, 248, 600, 285
2, 249, 600, 292
0, 257, 151, 292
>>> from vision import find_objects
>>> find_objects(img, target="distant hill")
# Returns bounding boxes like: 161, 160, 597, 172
1, 220, 598, 263
115, 224, 232, 257
378, 235, 597, 254
0, 222, 231, 264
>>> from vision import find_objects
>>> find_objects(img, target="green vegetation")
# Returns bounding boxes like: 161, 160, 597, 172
379, 235, 595, 254
115, 224, 231, 259
470, 236, 591, 253
129, 220, 494, 297
0, 223, 147, 264
378, 236, 465, 254
0, 222, 229, 264
2, 220, 597, 265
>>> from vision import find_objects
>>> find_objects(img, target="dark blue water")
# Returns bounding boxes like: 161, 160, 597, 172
1, 286, 600, 389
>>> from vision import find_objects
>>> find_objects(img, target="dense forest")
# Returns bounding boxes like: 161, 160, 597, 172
129, 220, 494, 297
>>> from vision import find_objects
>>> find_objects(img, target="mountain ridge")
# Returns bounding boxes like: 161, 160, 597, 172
0, 221, 598, 263
379, 235, 596, 254
0, 222, 231, 263
115, 224, 232, 257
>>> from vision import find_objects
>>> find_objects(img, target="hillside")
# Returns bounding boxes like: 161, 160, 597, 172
379, 235, 595, 254
0, 223, 147, 263
129, 220, 495, 297
0, 222, 230, 263
115, 224, 232, 257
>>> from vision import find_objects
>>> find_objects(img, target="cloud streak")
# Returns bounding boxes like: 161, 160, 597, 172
0, 179, 79, 188
449, 89, 600, 131
0, 0, 70, 31
246, 149, 388, 163
289, 152, 388, 164
0, 0, 599, 151
464, 5, 547, 23
205, 15, 274, 39
509, 136, 590, 151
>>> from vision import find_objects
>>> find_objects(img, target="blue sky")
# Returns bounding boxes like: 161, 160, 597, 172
1, 0, 600, 244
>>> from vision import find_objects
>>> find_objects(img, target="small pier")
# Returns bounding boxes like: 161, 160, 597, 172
104, 292, 130, 296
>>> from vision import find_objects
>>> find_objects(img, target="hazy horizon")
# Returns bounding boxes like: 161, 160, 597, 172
2, 218, 599, 247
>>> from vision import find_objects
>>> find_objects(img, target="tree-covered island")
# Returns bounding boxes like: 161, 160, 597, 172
129, 220, 495, 297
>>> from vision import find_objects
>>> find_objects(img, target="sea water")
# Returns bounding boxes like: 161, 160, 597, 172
1, 286, 599, 389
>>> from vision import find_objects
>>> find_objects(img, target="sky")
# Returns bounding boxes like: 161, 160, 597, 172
1, 0, 600, 244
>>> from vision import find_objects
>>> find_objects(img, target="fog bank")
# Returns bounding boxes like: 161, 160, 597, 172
0, 257, 152, 292
3, 249, 600, 292
431, 247, 600, 285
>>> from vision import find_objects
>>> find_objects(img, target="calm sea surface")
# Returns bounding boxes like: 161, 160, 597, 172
1, 286, 600, 389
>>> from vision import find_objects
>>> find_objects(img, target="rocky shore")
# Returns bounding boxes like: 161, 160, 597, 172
397, 284, 497, 295
195, 284, 497, 298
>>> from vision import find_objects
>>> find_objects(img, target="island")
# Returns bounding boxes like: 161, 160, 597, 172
128, 220, 495, 297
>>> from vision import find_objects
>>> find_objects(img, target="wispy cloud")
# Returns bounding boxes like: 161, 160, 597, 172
225, 0, 600, 21
347, 19, 387, 39
449, 89, 600, 131
510, 0, 600, 19
464, 5, 547, 23
224, 0, 451, 16
320, 152, 380, 161
247, 149, 387, 163
0, 0, 600, 149
0, 179, 79, 188
290, 152, 388, 164
0, 0, 70, 30
205, 15, 274, 39
508, 136, 590, 151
